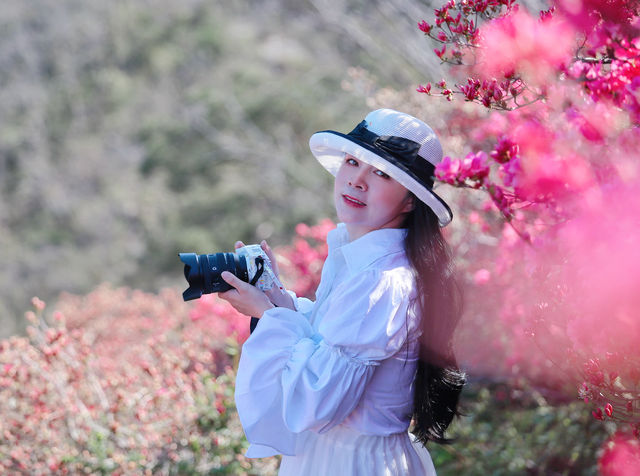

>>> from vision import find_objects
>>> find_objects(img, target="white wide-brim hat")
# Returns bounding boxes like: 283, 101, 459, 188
309, 108, 453, 226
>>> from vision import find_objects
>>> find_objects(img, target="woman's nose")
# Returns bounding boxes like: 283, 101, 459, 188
349, 170, 368, 190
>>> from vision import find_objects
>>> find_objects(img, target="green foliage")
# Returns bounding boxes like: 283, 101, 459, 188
2, 0, 398, 335
430, 381, 614, 475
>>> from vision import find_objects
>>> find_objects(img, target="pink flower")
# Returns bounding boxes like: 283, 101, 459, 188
31, 297, 45, 312
435, 152, 490, 189
539, 7, 556, 22
434, 155, 461, 185
295, 223, 311, 237
491, 136, 519, 164
478, 10, 574, 85
460, 79, 481, 101
418, 20, 431, 34
468, 211, 482, 224
462, 151, 490, 183
473, 269, 491, 285
605, 403, 614, 417
508, 118, 594, 200
584, 359, 605, 386
416, 84, 432, 94
566, 107, 605, 142
434, 45, 447, 59
599, 432, 640, 476
557, 0, 638, 33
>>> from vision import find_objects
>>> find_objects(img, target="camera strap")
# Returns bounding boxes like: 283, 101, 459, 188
249, 256, 264, 286
249, 257, 265, 334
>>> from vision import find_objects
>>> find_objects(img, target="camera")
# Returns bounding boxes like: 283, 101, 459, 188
179, 244, 282, 301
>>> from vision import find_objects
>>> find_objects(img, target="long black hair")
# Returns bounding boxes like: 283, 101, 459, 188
403, 196, 466, 445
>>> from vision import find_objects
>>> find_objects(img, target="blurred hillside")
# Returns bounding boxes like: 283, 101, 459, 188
0, 0, 444, 336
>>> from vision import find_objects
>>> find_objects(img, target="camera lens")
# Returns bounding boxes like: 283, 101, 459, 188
179, 252, 249, 301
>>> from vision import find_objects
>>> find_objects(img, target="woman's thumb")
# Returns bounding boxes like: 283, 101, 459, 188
221, 271, 242, 287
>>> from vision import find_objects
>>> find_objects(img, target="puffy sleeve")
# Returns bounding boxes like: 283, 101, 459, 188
234, 268, 414, 457
286, 289, 315, 318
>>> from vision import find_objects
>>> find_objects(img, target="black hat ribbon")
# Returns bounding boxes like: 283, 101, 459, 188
346, 121, 435, 189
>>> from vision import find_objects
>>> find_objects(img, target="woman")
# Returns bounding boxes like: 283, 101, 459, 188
219, 108, 465, 475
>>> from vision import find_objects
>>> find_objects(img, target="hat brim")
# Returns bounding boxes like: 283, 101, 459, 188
309, 130, 453, 227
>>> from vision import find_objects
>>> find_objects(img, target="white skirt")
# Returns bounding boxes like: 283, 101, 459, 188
277, 425, 437, 476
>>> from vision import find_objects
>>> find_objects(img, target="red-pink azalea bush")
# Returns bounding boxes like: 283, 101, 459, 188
0, 289, 276, 475
275, 219, 334, 298
418, 0, 640, 455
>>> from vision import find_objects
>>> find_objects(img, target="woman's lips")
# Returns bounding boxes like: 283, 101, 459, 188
342, 194, 366, 208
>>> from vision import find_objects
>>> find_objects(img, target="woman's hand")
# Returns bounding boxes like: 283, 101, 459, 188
234, 240, 295, 310
233, 240, 280, 278
258, 240, 280, 278
218, 271, 274, 318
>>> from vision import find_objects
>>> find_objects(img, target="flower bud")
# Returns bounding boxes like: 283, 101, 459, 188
605, 403, 613, 417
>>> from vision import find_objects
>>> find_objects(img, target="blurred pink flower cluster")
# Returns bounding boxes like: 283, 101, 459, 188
599, 433, 640, 475
436, 152, 490, 188
275, 219, 334, 299
420, 0, 640, 446
478, 9, 574, 86
419, 0, 640, 118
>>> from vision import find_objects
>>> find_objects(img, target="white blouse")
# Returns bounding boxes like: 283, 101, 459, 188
234, 224, 421, 458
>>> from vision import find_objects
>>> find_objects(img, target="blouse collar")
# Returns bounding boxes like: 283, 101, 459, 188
327, 223, 407, 274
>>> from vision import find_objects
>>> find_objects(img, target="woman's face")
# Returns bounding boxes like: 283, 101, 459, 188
334, 154, 414, 241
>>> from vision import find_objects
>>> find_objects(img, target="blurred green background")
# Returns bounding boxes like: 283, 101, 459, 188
0, 0, 446, 336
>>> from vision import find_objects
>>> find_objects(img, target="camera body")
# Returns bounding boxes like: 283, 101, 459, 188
179, 244, 281, 301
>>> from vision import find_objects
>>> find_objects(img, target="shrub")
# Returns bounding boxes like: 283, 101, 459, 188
0, 289, 276, 475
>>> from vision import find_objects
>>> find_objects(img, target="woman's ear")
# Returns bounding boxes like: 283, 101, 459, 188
401, 194, 415, 214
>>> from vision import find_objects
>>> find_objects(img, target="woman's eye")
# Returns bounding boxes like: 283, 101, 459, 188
346, 157, 358, 166
374, 169, 390, 179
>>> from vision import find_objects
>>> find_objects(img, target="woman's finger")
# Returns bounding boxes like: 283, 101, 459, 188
219, 271, 274, 317
221, 271, 248, 289
260, 240, 280, 277
234, 241, 246, 250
